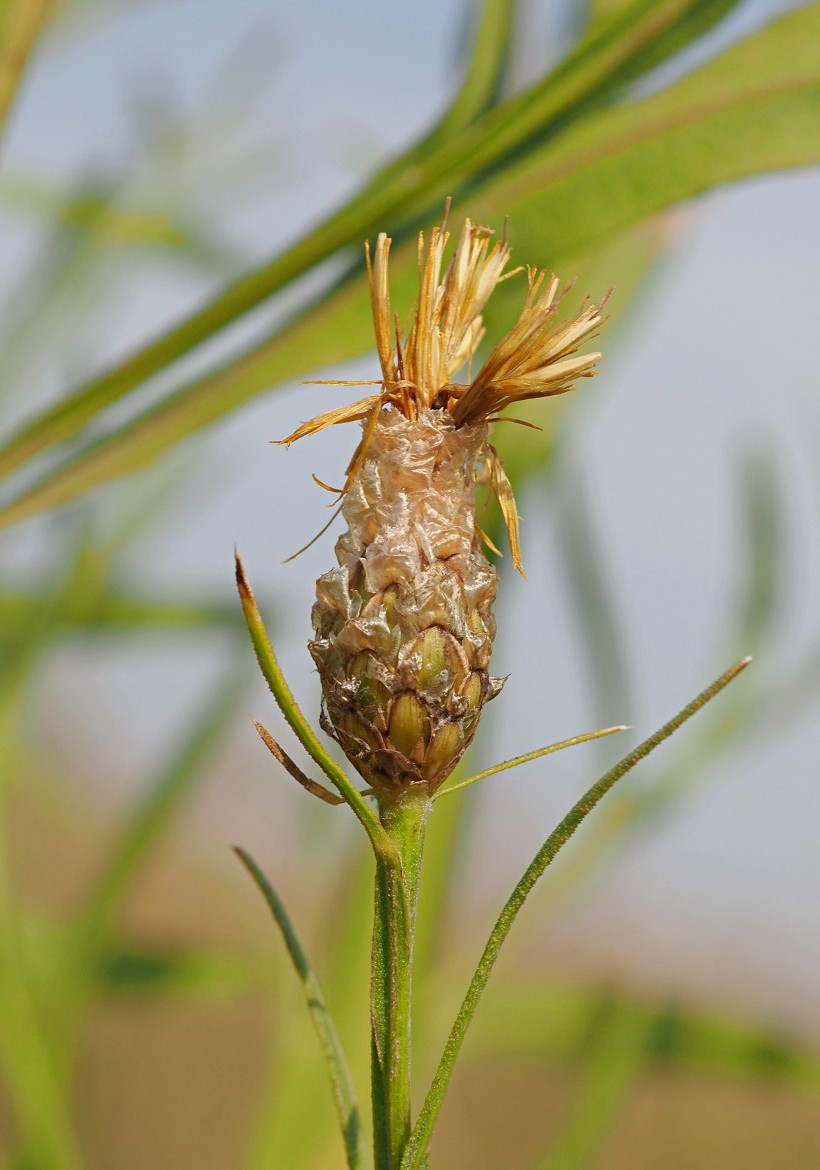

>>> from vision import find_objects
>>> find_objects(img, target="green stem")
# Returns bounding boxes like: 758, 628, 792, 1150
401, 658, 751, 1170
371, 792, 431, 1170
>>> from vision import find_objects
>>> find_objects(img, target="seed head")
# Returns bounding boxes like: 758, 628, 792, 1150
282, 215, 607, 801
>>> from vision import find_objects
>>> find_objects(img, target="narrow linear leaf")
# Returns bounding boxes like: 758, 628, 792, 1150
0, 0, 52, 138
401, 657, 751, 1170
0, 587, 240, 643
96, 944, 246, 998
1, 6, 817, 528
252, 718, 344, 805
0, 0, 746, 482
589, 0, 637, 26
435, 726, 626, 798
461, 4, 820, 257
379, 0, 519, 180
469, 978, 820, 1088
234, 553, 389, 855
0, 274, 378, 523
234, 846, 369, 1170
433, 0, 517, 136
579, 0, 741, 98
245, 848, 374, 1170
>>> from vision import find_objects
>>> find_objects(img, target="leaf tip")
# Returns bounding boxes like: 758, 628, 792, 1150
727, 655, 753, 682
234, 550, 253, 604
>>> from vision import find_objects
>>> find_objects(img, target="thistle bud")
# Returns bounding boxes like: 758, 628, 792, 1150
283, 216, 606, 801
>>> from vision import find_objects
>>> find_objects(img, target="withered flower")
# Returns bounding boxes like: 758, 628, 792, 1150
282, 216, 606, 802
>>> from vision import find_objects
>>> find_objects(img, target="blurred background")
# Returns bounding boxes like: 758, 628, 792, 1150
0, 0, 819, 1167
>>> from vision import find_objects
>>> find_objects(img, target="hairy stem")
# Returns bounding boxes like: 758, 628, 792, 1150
371, 792, 431, 1170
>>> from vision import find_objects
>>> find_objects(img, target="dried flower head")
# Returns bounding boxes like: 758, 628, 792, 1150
282, 215, 606, 802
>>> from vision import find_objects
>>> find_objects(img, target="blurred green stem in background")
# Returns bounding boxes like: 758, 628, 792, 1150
0, 690, 85, 1170
1, 4, 819, 526
0, 0, 53, 144
0, 514, 248, 1167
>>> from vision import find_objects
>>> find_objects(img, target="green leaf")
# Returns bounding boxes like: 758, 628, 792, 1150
459, 3, 820, 257
470, 978, 820, 1088
400, 657, 751, 1170
2, 5, 818, 528
378, 0, 519, 176
649, 1002, 820, 1086
234, 846, 369, 1170
581, 0, 742, 96
0, 174, 192, 250
435, 725, 626, 799
461, 976, 820, 1170
0, 0, 750, 485
0, 0, 52, 140
430, 0, 517, 137
95, 944, 247, 998
234, 553, 389, 856
0, 586, 240, 647
245, 849, 373, 1170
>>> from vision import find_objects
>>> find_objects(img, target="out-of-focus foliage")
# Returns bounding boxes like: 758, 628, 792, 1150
1, 1, 819, 1168
1, 2, 819, 524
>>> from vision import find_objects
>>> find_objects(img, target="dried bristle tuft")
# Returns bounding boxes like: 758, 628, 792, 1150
280, 217, 605, 562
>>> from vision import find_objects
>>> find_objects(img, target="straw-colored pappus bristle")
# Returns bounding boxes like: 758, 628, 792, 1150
282, 213, 608, 800
452, 267, 604, 428
280, 216, 606, 557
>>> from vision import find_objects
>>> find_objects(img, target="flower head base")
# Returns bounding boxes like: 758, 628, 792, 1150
284, 216, 607, 801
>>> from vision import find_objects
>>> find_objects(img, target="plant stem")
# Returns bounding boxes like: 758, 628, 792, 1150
371, 791, 431, 1170
401, 658, 751, 1170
